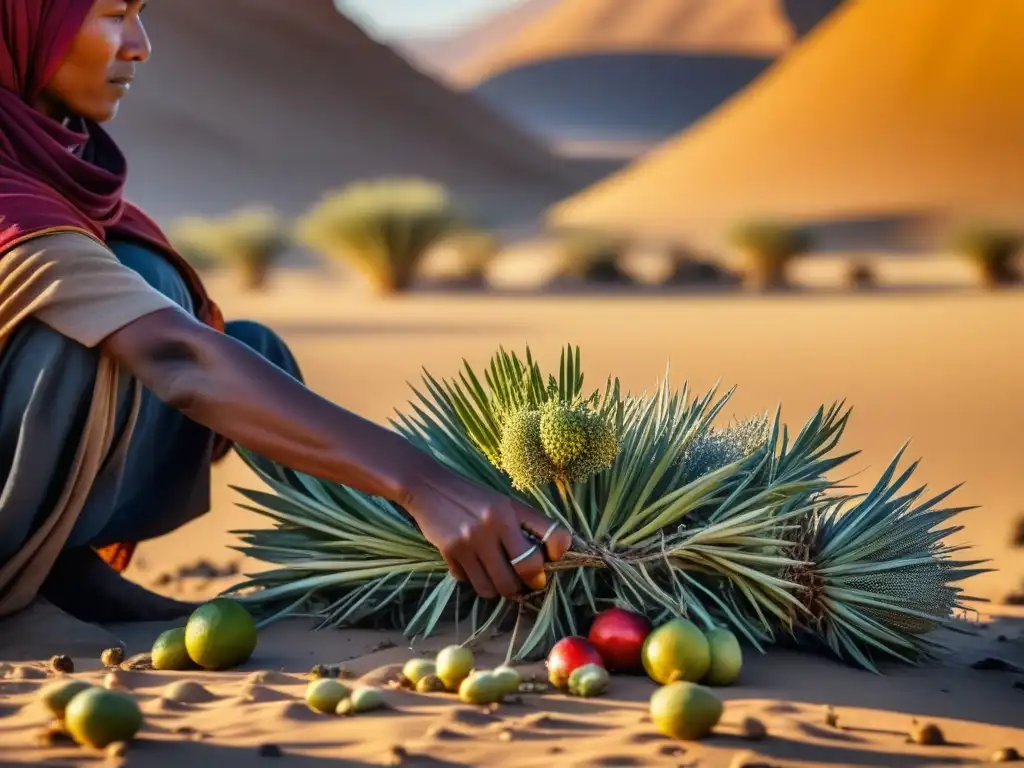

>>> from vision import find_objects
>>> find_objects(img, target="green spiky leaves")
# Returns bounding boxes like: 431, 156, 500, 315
225, 343, 984, 674
783, 444, 990, 671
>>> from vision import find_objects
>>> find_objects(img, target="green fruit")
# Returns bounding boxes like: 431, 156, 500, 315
458, 672, 504, 705
184, 598, 258, 670
305, 679, 350, 714
337, 686, 385, 715
64, 688, 143, 749
38, 680, 93, 719
151, 628, 195, 671
492, 666, 522, 697
704, 627, 742, 685
567, 663, 610, 698
649, 681, 723, 741
401, 658, 436, 687
642, 619, 710, 684
435, 645, 474, 691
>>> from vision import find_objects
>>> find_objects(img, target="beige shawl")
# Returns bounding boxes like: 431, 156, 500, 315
0, 230, 180, 616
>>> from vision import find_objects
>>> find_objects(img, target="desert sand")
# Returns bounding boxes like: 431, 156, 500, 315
2, 266, 1023, 766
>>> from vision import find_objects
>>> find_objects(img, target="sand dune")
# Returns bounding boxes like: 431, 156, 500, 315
550, 0, 1024, 250
396, 0, 562, 84
452, 0, 796, 88
2, 273, 1022, 764
107, 0, 575, 228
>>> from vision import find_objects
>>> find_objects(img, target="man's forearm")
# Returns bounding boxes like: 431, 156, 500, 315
104, 311, 437, 503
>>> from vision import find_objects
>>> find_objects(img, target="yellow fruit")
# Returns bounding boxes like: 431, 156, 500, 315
642, 618, 710, 684
401, 658, 436, 687
703, 627, 743, 685
337, 686, 385, 715
492, 666, 523, 697
435, 645, 474, 691
458, 672, 504, 705
567, 663, 610, 698
415, 674, 446, 693
38, 680, 93, 719
649, 681, 723, 741
64, 688, 143, 749
184, 598, 258, 670
305, 679, 350, 714
151, 628, 194, 671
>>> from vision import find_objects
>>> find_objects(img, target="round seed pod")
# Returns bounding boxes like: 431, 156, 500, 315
491, 666, 523, 697
458, 672, 505, 705
415, 674, 446, 694
401, 658, 436, 688
567, 664, 609, 698
337, 686, 385, 715
305, 679, 350, 714
435, 646, 474, 691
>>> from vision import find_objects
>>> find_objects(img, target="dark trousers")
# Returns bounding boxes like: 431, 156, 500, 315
0, 240, 302, 563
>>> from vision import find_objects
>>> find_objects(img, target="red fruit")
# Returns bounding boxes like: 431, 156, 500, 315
588, 607, 653, 673
546, 636, 605, 689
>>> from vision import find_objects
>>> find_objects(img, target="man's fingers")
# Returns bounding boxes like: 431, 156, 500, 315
478, 537, 524, 598
497, 523, 547, 592
512, 500, 572, 561
458, 553, 498, 600
443, 554, 468, 584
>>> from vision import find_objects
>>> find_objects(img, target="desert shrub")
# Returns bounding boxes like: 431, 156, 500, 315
728, 220, 811, 291
422, 228, 500, 287
296, 179, 458, 295
166, 216, 223, 272
167, 208, 289, 289
950, 226, 1021, 288
554, 229, 632, 284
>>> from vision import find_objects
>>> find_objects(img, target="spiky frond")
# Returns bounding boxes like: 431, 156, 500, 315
782, 444, 990, 671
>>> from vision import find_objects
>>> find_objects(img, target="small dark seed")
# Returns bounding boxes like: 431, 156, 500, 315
257, 743, 282, 757
101, 647, 125, 668
909, 722, 945, 745
48, 655, 73, 674
739, 717, 768, 741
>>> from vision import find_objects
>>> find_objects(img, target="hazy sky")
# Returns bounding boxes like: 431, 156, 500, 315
338, 0, 521, 37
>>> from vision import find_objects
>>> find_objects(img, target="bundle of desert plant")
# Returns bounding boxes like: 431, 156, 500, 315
950, 225, 1021, 288
554, 229, 632, 284
295, 178, 458, 295
225, 345, 983, 671
728, 220, 811, 291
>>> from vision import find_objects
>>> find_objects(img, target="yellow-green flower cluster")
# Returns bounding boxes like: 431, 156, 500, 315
495, 400, 619, 491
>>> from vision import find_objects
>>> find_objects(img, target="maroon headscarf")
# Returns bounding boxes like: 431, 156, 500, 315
1, 0, 227, 571
0, 0, 223, 330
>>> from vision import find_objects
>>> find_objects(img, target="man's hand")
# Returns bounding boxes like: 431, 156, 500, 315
400, 467, 573, 600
